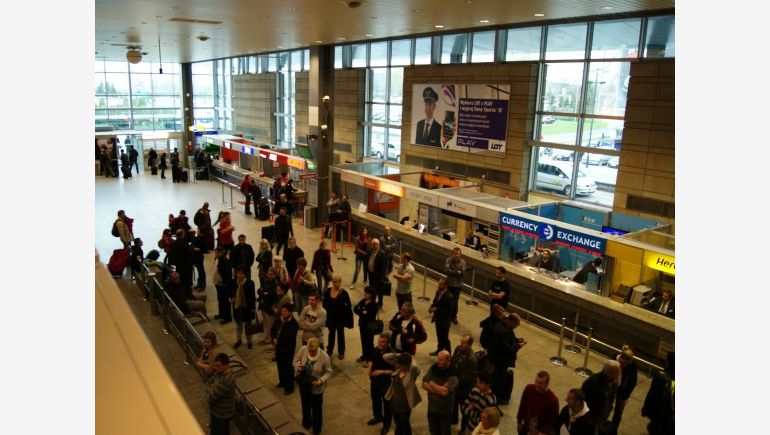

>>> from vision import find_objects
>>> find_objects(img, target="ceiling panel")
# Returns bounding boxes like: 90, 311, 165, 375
95, 0, 674, 64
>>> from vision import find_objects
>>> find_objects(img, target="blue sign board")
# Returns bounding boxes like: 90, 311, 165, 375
499, 212, 605, 256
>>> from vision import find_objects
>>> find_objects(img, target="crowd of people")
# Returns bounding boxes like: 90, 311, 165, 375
110, 195, 675, 435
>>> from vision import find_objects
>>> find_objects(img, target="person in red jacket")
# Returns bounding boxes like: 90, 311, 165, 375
240, 175, 254, 215
516, 370, 560, 435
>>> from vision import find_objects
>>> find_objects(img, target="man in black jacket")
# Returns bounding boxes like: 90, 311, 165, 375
193, 202, 213, 252
271, 303, 299, 395
428, 277, 454, 356
230, 234, 256, 279
167, 229, 194, 288
581, 359, 621, 434
488, 311, 524, 405
164, 271, 207, 317
213, 246, 234, 324
191, 229, 208, 290
274, 208, 294, 256
366, 238, 388, 307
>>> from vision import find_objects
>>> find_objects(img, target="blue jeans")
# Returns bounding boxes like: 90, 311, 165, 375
353, 255, 368, 283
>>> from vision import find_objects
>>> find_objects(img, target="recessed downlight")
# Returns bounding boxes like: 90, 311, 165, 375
434, 24, 444, 29
315, 40, 323, 43
601, 6, 613, 10
534, 13, 545, 17
366, 34, 373, 37
479, 19, 490, 24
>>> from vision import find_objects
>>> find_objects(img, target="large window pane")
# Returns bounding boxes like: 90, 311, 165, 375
291, 50, 303, 71
129, 62, 152, 74
152, 96, 179, 108
105, 73, 130, 94
193, 96, 215, 107
352, 44, 367, 67
539, 115, 579, 145
370, 42, 388, 67
335, 46, 343, 69
192, 75, 214, 96
130, 74, 152, 95
152, 74, 178, 95
304, 49, 310, 71
389, 67, 403, 104
191, 62, 213, 74
369, 126, 386, 158
506, 27, 542, 61
389, 105, 402, 126
370, 68, 387, 103
545, 23, 587, 60
414, 37, 432, 65
131, 94, 152, 108
441, 34, 468, 63
591, 18, 641, 59
95, 75, 108, 95
108, 96, 130, 109
105, 61, 128, 73
95, 61, 105, 72
644, 16, 675, 58
471, 31, 495, 63
584, 62, 630, 117
387, 129, 401, 161
580, 118, 624, 150
391, 39, 411, 66
194, 108, 215, 127
541, 62, 584, 114
369, 103, 387, 124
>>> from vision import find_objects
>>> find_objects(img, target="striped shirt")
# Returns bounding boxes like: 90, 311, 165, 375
207, 370, 236, 418
462, 387, 497, 431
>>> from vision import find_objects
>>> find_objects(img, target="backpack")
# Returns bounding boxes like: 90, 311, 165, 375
111, 220, 120, 237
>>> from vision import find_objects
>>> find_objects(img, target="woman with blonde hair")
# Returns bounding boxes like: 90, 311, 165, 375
293, 337, 333, 435
611, 344, 638, 430
255, 238, 273, 286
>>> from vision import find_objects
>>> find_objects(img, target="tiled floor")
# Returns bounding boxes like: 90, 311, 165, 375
96, 171, 653, 434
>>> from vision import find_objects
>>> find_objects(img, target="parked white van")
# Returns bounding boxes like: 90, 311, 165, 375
536, 161, 597, 196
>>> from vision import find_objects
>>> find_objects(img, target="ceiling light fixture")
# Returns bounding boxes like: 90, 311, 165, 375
366, 34, 373, 37
126, 46, 142, 64
534, 13, 545, 17
434, 24, 444, 29
480, 19, 490, 23
601, 6, 613, 10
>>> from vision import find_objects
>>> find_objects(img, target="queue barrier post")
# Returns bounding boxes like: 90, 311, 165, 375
465, 266, 478, 306
549, 317, 568, 366
337, 222, 348, 261
228, 185, 235, 209
416, 262, 431, 302
565, 311, 582, 354
220, 181, 227, 205
574, 327, 594, 378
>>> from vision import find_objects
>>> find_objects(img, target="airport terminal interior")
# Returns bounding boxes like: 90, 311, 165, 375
94, 1, 676, 434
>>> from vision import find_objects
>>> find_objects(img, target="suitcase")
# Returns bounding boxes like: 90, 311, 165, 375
261, 225, 275, 245
151, 167, 157, 175
258, 205, 270, 221
180, 170, 189, 182
108, 248, 130, 277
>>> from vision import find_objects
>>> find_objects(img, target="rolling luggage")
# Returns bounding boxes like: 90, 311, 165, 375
261, 225, 275, 246
258, 204, 270, 221
108, 248, 130, 277
180, 170, 189, 182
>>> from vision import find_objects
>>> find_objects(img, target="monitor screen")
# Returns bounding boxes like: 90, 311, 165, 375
442, 233, 451, 241
601, 225, 629, 236
418, 224, 426, 234
295, 144, 314, 159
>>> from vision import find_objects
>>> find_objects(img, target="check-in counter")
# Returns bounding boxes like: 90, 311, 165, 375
210, 159, 307, 204
348, 209, 674, 365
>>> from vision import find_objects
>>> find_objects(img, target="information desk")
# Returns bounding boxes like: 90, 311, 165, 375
349, 209, 674, 365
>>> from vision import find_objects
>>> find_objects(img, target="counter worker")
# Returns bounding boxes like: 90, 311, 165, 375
535, 249, 560, 273
464, 229, 481, 251
572, 257, 603, 285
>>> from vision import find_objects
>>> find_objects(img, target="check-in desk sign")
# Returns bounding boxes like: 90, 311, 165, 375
500, 212, 606, 256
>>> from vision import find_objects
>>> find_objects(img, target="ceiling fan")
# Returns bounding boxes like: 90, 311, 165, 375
110, 43, 148, 64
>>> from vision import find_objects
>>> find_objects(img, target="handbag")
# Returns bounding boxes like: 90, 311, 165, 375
365, 309, 383, 336
377, 279, 392, 297
294, 364, 316, 386
413, 318, 428, 344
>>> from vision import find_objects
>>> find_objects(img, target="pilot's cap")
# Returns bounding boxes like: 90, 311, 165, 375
422, 87, 438, 103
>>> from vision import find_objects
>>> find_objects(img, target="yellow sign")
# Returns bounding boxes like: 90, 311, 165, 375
378, 181, 404, 197
287, 157, 306, 170
643, 251, 675, 275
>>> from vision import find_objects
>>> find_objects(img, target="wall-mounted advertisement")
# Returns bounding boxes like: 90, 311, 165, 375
411, 84, 510, 155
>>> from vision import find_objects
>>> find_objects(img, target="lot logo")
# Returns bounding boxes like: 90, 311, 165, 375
539, 224, 555, 241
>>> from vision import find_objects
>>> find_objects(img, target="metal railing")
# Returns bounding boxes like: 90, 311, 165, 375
130, 263, 295, 435
389, 239, 665, 377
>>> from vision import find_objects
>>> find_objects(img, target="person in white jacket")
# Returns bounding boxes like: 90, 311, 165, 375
472, 407, 501, 435
293, 338, 333, 435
